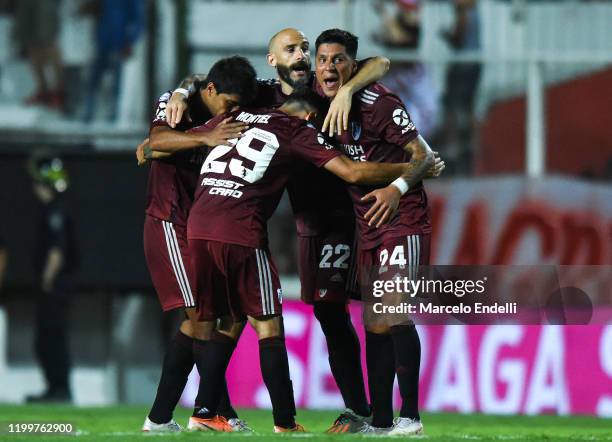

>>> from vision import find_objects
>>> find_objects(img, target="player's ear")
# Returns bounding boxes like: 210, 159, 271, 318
267, 53, 276, 68
206, 82, 217, 96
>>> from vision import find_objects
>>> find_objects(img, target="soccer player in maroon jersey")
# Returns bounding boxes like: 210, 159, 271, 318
182, 88, 424, 433
140, 56, 256, 433
314, 29, 435, 435
162, 28, 442, 433
162, 29, 395, 432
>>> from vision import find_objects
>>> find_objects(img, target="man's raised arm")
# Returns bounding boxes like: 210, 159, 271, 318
165, 74, 207, 127
362, 136, 435, 227
149, 118, 247, 153
323, 56, 391, 136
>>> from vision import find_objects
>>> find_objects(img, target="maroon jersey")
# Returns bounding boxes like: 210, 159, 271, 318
144, 91, 211, 226
335, 82, 431, 250
287, 162, 354, 236
254, 78, 289, 108
186, 108, 343, 248
255, 77, 352, 236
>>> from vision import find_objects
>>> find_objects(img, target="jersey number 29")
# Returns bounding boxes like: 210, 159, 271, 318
201, 127, 279, 183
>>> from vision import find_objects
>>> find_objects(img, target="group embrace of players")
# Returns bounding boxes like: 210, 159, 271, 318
138, 27, 443, 435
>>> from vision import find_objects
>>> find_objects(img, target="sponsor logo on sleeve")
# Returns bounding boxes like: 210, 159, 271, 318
392, 107, 416, 133
154, 101, 167, 122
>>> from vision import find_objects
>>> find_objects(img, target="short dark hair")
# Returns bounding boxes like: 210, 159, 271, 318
204, 56, 258, 105
315, 29, 359, 59
284, 87, 329, 118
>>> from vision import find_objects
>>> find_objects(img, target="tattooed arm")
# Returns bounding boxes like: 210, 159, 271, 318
362, 136, 435, 227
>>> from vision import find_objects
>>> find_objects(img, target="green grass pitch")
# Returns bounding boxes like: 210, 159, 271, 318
0, 405, 610, 441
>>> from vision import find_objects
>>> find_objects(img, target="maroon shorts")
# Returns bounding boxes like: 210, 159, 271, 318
298, 230, 358, 304
358, 233, 431, 299
189, 239, 282, 320
359, 234, 431, 327
143, 215, 196, 311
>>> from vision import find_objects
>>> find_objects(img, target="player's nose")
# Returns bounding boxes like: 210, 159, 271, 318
295, 48, 305, 61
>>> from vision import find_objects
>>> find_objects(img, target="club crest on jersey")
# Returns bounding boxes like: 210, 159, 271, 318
317, 132, 334, 150
350, 121, 362, 140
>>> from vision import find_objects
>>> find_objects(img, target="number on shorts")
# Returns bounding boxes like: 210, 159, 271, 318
333, 244, 350, 269
379, 249, 389, 267
201, 127, 280, 183
389, 245, 407, 266
320, 244, 351, 269
379, 245, 407, 267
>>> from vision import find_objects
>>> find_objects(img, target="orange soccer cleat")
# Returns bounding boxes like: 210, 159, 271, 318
273, 423, 307, 433
326, 409, 370, 433
187, 414, 233, 432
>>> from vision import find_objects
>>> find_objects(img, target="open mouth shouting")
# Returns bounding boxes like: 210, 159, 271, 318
321, 73, 340, 94
315, 43, 356, 98
277, 61, 311, 88
290, 61, 310, 79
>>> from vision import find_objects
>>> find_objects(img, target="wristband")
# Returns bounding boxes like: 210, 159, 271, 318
174, 88, 189, 99
391, 177, 409, 195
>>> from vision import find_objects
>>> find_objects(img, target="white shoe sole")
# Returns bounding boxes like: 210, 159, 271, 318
388, 425, 424, 436
187, 418, 214, 432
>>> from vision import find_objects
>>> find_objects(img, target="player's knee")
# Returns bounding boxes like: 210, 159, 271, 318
179, 319, 194, 338
217, 316, 246, 340
248, 315, 283, 340
192, 320, 215, 341
365, 324, 391, 334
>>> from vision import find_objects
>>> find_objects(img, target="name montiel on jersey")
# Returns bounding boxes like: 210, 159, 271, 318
235, 111, 271, 124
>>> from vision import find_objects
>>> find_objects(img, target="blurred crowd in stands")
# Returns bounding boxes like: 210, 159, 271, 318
374, 0, 481, 175
5, 1, 608, 179
0, 0, 483, 173
0, 0, 144, 122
